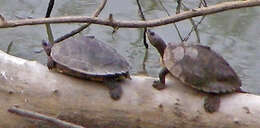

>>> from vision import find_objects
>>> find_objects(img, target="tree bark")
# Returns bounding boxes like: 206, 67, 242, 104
0, 50, 260, 128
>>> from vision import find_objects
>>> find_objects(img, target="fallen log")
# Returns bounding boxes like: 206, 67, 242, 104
0, 50, 259, 128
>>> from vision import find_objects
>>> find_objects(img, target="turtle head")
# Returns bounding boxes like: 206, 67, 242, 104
42, 40, 53, 56
124, 72, 132, 80
147, 29, 166, 57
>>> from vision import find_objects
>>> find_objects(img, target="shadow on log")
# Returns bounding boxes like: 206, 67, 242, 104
0, 50, 260, 128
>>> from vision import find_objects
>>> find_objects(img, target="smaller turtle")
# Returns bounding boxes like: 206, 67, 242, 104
42, 36, 131, 100
147, 30, 244, 113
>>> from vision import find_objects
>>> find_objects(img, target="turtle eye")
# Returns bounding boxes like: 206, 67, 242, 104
147, 29, 155, 36
150, 31, 155, 36
88, 36, 95, 39
42, 40, 48, 46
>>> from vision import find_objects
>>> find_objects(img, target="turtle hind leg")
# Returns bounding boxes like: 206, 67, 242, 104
153, 67, 169, 90
105, 80, 122, 100
204, 94, 220, 113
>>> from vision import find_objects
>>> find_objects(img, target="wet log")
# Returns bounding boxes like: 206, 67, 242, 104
0, 50, 260, 128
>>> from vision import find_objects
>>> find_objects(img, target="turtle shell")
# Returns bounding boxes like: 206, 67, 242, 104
50, 36, 130, 80
163, 43, 241, 93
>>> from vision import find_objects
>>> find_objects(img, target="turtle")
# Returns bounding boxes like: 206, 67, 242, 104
147, 29, 244, 113
42, 36, 131, 100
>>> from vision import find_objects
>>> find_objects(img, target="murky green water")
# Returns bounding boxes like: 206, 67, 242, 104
0, 0, 260, 94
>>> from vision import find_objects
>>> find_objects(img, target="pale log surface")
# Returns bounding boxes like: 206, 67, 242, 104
0, 50, 260, 128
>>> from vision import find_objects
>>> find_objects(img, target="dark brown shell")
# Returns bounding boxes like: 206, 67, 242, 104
163, 43, 241, 93
51, 36, 130, 77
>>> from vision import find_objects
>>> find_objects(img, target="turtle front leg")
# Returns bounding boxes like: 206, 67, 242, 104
42, 40, 55, 70
153, 67, 169, 90
47, 56, 55, 70
204, 94, 220, 113
105, 80, 122, 100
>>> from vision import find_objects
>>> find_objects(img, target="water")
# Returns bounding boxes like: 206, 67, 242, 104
0, 0, 260, 94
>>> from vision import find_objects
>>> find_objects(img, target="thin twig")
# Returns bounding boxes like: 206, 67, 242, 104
45, 0, 55, 18
186, 18, 201, 42
158, 0, 183, 41
45, 0, 55, 43
6, 41, 14, 54
141, 49, 148, 75
182, 3, 206, 42
183, 16, 205, 42
176, 0, 182, 14
8, 107, 85, 128
0, 0, 259, 28
201, 0, 208, 7
136, 0, 148, 49
136, 0, 146, 21
54, 0, 107, 43
136, 0, 149, 73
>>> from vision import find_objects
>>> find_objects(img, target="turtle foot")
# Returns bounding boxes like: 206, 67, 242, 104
152, 80, 166, 90
204, 94, 220, 113
47, 56, 55, 70
106, 81, 122, 100
109, 86, 122, 100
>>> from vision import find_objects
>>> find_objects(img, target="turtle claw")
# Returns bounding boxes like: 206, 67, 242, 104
204, 95, 220, 113
152, 80, 166, 90
109, 86, 122, 100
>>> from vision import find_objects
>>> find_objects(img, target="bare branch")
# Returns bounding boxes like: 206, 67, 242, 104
8, 107, 85, 128
0, 0, 259, 28
54, 0, 107, 43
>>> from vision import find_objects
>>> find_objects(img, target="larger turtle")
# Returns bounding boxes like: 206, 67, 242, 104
42, 36, 130, 100
147, 30, 243, 113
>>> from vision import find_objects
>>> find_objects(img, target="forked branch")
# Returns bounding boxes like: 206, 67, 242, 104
0, 0, 259, 28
